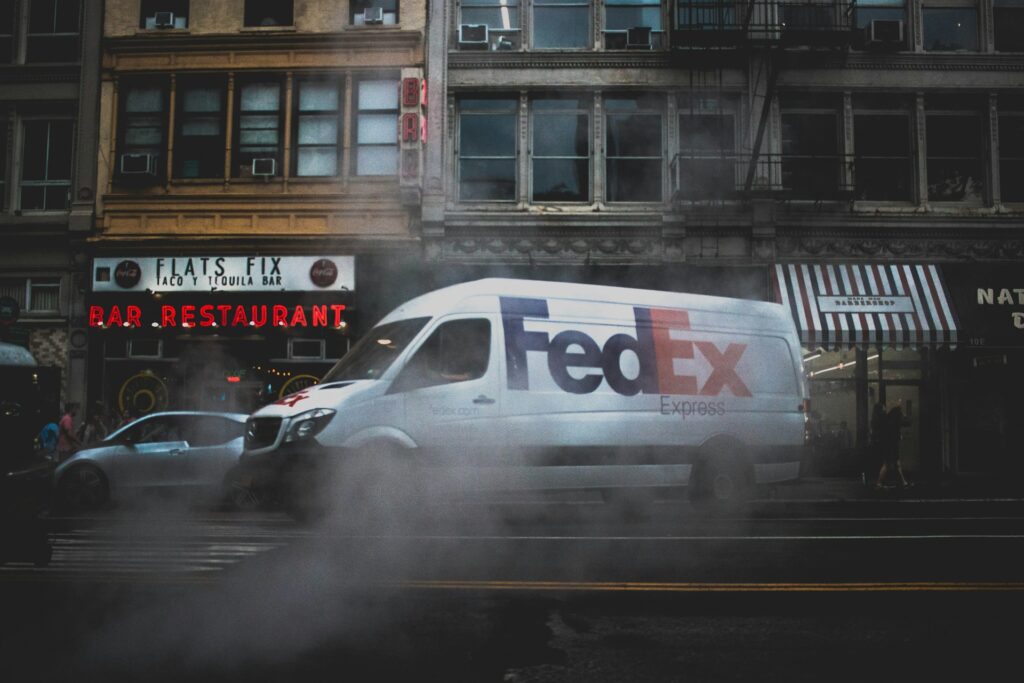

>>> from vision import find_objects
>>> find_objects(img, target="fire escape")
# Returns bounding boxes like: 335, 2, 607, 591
669, 0, 857, 204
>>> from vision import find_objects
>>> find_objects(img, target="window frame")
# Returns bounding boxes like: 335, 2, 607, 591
675, 93, 739, 200
921, 5, 980, 52
780, 96, 843, 200
353, 77, 400, 177
852, 98, 915, 203
233, 77, 285, 178
139, 0, 190, 29
997, 103, 1024, 203
0, 276, 63, 316
994, 1, 1024, 53
25, 0, 81, 64
243, 0, 294, 28
925, 102, 987, 204
530, 95, 592, 204
350, 0, 400, 26
532, 0, 592, 49
603, 0, 665, 49
18, 116, 75, 212
0, 0, 15, 64
117, 78, 170, 184
174, 77, 227, 180
456, 95, 520, 204
460, 0, 521, 33
390, 317, 493, 393
604, 93, 665, 204
292, 78, 344, 178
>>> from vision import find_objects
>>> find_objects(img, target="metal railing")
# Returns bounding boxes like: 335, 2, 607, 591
672, 0, 856, 47
670, 152, 856, 201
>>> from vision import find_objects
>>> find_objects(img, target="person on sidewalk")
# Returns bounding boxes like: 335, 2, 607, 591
57, 403, 81, 463
875, 398, 910, 490
868, 400, 887, 486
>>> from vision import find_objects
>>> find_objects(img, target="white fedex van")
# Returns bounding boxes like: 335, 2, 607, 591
237, 279, 808, 510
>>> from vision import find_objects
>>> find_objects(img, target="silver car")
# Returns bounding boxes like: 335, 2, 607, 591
54, 411, 248, 510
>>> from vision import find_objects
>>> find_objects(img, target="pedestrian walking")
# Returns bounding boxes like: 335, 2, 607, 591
79, 402, 109, 446
57, 403, 81, 462
875, 398, 910, 489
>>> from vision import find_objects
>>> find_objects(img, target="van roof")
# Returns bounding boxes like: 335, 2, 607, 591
379, 278, 792, 330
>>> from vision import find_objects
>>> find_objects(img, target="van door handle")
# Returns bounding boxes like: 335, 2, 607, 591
473, 395, 496, 405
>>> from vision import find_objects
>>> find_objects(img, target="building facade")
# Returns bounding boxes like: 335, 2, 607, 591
90, 0, 425, 416
423, 0, 1024, 479
0, 0, 102, 418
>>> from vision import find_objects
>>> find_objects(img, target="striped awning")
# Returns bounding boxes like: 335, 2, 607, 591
772, 264, 958, 350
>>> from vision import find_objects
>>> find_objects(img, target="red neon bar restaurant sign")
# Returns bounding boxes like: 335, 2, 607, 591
89, 303, 347, 328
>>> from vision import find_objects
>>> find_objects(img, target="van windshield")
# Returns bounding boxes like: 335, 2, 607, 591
321, 317, 431, 382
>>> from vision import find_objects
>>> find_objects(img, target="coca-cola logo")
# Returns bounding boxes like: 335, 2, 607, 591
309, 259, 338, 288
114, 260, 141, 289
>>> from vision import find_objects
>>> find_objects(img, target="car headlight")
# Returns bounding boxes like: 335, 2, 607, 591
284, 408, 336, 443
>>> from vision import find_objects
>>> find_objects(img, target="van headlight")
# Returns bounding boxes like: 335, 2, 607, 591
284, 408, 336, 443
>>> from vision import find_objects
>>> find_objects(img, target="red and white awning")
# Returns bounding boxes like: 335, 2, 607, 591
772, 264, 958, 350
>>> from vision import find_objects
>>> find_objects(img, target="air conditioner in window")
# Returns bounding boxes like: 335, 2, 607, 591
153, 11, 175, 28
120, 153, 158, 176
458, 24, 489, 49
362, 7, 384, 24
252, 158, 277, 177
626, 26, 653, 49
865, 19, 904, 48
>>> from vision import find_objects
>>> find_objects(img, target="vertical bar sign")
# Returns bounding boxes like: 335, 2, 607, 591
399, 69, 424, 188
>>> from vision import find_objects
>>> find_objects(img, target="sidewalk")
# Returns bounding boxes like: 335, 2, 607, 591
762, 476, 1024, 504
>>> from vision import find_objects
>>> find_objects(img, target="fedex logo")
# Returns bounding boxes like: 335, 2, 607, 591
500, 297, 751, 398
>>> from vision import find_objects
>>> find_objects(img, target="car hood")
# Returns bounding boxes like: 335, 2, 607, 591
249, 380, 379, 418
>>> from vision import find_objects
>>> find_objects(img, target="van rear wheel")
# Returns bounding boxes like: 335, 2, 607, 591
691, 453, 753, 512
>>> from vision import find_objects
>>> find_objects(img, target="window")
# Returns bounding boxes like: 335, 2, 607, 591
0, 278, 60, 314
26, 0, 81, 63
140, 0, 189, 29
461, 0, 520, 30
20, 120, 73, 211
999, 106, 1024, 202
351, 0, 399, 25
175, 80, 225, 179
922, 6, 978, 51
676, 94, 736, 199
234, 80, 282, 177
534, 0, 590, 48
605, 94, 663, 202
121, 415, 183, 444
392, 319, 491, 393
119, 83, 166, 179
321, 317, 430, 382
853, 95, 913, 201
1, 0, 14, 63
532, 96, 590, 202
606, 0, 661, 30
293, 80, 342, 177
244, 0, 293, 27
994, 1, 1024, 52
458, 97, 518, 201
354, 79, 398, 176
926, 101, 985, 202
854, 0, 906, 30
781, 95, 841, 199
677, 0, 735, 30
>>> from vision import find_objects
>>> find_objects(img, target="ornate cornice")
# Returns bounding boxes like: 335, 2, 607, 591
105, 30, 423, 54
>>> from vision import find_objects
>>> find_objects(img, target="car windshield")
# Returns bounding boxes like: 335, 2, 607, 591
321, 317, 431, 382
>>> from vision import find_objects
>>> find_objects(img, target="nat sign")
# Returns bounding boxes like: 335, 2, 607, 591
500, 297, 751, 397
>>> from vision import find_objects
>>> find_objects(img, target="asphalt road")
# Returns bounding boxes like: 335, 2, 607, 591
3, 497, 1024, 682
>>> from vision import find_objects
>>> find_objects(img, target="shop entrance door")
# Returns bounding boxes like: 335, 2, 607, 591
878, 382, 921, 474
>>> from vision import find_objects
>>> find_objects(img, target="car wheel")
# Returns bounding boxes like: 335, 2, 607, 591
59, 464, 109, 511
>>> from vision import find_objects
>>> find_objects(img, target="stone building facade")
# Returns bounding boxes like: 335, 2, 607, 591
422, 0, 1024, 479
